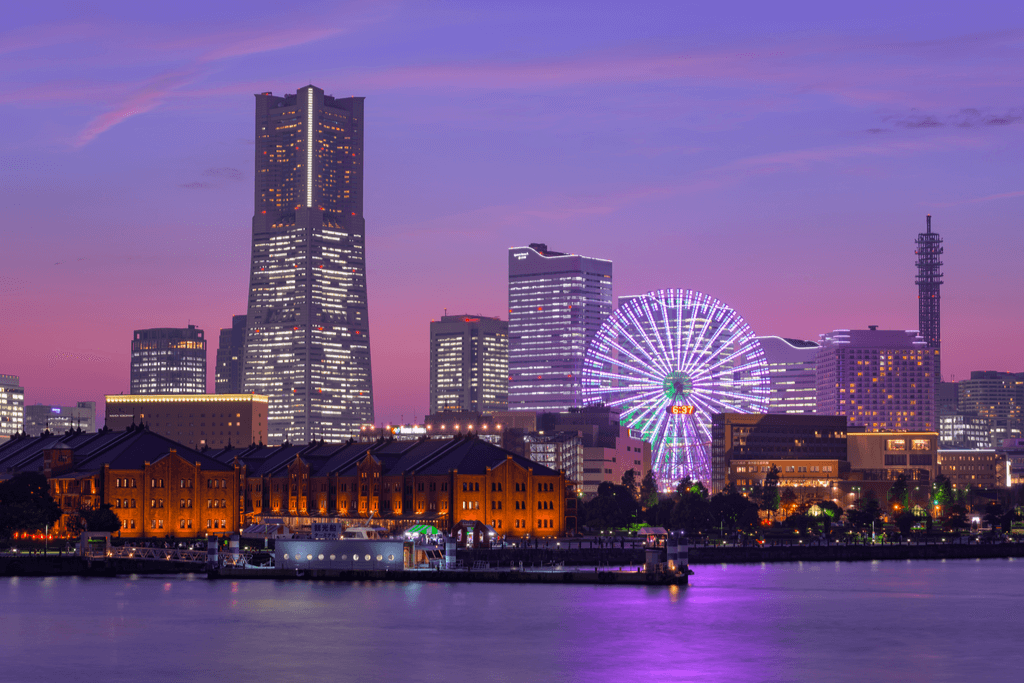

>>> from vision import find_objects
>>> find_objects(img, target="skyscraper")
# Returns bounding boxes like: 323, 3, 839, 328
215, 314, 247, 394
815, 327, 935, 432
130, 326, 206, 394
508, 244, 612, 411
757, 336, 819, 414
916, 214, 943, 380
243, 85, 373, 445
429, 314, 508, 414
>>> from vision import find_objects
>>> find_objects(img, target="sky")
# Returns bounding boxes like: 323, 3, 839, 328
1, 0, 1022, 426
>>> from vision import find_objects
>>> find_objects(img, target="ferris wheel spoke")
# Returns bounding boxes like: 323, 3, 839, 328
582, 289, 769, 487
593, 342, 666, 383
621, 304, 674, 376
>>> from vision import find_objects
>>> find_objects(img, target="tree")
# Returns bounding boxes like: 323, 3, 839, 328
621, 469, 640, 502
888, 475, 910, 512
670, 489, 711, 533
583, 482, 640, 530
757, 465, 782, 516
846, 498, 882, 532
676, 477, 708, 500
639, 471, 659, 510
895, 511, 915, 536
79, 504, 122, 534
0, 472, 63, 539
932, 475, 954, 508
709, 485, 759, 534
781, 488, 798, 511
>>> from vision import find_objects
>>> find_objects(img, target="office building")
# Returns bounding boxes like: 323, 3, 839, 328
937, 449, 1006, 490
24, 402, 96, 436
758, 336, 819, 414
508, 243, 612, 411
215, 315, 247, 394
0, 374, 24, 437
816, 328, 935, 432
711, 413, 848, 495
105, 394, 268, 450
130, 326, 206, 395
938, 413, 992, 450
429, 314, 508, 414
915, 215, 943, 380
243, 85, 374, 445
957, 371, 1023, 432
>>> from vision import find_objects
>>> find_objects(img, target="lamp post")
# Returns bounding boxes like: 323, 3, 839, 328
44, 524, 48, 555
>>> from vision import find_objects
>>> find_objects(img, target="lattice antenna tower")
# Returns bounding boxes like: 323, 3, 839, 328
915, 214, 943, 381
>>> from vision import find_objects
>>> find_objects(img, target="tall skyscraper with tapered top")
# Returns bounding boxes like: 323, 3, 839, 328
243, 85, 374, 445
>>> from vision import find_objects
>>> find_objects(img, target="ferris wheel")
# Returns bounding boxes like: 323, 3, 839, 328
581, 289, 770, 487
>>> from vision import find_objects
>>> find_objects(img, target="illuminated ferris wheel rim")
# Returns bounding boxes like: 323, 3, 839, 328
581, 289, 770, 484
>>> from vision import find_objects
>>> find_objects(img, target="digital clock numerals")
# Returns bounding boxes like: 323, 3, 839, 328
668, 405, 695, 415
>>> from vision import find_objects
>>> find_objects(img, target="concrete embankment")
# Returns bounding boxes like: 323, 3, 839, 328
214, 565, 687, 585
458, 542, 1024, 567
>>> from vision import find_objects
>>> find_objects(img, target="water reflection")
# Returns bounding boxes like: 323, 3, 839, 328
2, 560, 1023, 682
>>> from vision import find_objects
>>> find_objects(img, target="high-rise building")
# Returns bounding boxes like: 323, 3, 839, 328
957, 371, 1023, 426
429, 314, 508, 414
0, 374, 24, 437
24, 401, 96, 436
130, 326, 206, 395
508, 243, 612, 411
815, 328, 935, 432
243, 85, 373, 445
215, 315, 247, 394
758, 336, 819, 414
915, 214, 943, 380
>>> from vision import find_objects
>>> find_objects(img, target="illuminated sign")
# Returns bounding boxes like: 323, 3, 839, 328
667, 405, 696, 415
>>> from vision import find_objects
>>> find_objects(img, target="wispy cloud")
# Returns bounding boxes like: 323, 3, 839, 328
935, 189, 1024, 207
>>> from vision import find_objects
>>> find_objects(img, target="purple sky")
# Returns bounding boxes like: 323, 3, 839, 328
2, 1, 1022, 426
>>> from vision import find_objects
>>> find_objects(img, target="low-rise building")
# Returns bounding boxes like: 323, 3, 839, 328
212, 434, 567, 538
0, 428, 241, 538
937, 449, 1006, 490
104, 394, 268, 450
711, 413, 848, 494
845, 432, 939, 483
24, 402, 96, 436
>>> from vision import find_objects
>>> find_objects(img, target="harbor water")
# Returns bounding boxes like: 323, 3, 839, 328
2, 558, 1022, 682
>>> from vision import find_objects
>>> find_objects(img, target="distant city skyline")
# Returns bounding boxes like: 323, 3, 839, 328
2, 2, 1022, 424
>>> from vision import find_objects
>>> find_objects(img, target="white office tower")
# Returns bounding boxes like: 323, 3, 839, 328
758, 337, 819, 414
508, 244, 612, 411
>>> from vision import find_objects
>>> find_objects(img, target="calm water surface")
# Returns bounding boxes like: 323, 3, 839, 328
2, 559, 1022, 682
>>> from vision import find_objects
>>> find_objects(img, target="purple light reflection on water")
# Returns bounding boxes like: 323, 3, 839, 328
2, 560, 1022, 682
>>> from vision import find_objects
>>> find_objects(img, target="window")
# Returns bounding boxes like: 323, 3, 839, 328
130, 499, 136, 508
886, 439, 907, 451
474, 482, 480, 492
911, 439, 930, 451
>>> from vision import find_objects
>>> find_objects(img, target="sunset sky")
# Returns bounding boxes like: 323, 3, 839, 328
2, 1, 1022, 425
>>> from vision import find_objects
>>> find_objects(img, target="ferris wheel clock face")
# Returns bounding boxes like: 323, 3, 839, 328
581, 289, 770, 487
